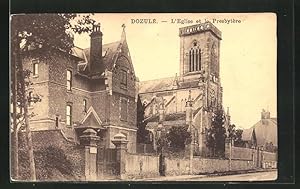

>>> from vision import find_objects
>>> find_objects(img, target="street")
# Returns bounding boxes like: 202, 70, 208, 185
187, 170, 277, 181
137, 170, 277, 182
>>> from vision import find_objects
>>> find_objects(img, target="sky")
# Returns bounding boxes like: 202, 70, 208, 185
73, 13, 277, 129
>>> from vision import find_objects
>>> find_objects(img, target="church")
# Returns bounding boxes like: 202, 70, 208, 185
138, 22, 230, 156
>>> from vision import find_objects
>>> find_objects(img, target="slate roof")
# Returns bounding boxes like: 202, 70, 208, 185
139, 77, 200, 94
139, 77, 175, 94
145, 112, 186, 123
242, 118, 277, 146
75, 41, 121, 74
75, 106, 105, 130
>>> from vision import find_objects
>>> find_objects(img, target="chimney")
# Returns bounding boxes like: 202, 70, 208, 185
261, 109, 270, 119
261, 109, 270, 125
89, 23, 103, 73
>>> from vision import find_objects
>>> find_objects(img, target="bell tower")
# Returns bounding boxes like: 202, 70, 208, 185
179, 22, 223, 110
179, 21, 222, 78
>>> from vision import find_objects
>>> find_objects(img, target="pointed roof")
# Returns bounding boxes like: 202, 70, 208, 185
139, 77, 200, 94
242, 117, 277, 147
121, 24, 126, 42
74, 25, 129, 77
78, 41, 122, 73
79, 106, 104, 128
251, 128, 257, 146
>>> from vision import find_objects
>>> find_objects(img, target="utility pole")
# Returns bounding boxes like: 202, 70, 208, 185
186, 90, 193, 175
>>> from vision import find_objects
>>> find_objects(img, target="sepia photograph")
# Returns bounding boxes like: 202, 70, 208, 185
10, 13, 277, 182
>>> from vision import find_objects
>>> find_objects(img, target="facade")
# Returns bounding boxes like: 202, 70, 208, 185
242, 109, 277, 150
139, 22, 230, 156
24, 25, 138, 153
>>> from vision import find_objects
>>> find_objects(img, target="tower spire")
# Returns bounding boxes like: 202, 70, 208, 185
121, 24, 126, 42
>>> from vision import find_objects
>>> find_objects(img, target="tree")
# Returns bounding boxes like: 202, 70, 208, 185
227, 124, 244, 147
11, 14, 96, 180
227, 124, 236, 139
166, 126, 191, 152
205, 109, 226, 157
234, 129, 244, 147
136, 95, 149, 143
265, 142, 277, 153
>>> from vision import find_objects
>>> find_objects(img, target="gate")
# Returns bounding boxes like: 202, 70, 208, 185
97, 147, 118, 179
159, 153, 165, 176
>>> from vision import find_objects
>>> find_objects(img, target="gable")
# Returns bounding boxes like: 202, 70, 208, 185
80, 106, 103, 128
242, 118, 277, 146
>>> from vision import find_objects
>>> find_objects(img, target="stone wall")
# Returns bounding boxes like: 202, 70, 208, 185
125, 153, 159, 179
164, 157, 190, 176
164, 156, 256, 176
192, 158, 230, 174
231, 159, 254, 171
262, 151, 277, 161
228, 146, 255, 160
261, 151, 277, 169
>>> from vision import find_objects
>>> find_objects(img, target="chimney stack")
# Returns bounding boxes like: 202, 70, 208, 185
261, 109, 270, 119
89, 23, 103, 73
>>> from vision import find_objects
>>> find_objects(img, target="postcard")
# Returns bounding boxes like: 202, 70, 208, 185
10, 13, 277, 182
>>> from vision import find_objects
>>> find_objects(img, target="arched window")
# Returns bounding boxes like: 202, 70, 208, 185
188, 43, 201, 72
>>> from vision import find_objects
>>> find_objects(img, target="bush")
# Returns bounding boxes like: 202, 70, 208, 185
19, 144, 77, 181
166, 126, 191, 152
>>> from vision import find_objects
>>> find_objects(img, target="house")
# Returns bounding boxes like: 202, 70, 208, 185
242, 109, 277, 151
23, 24, 138, 153
138, 22, 230, 156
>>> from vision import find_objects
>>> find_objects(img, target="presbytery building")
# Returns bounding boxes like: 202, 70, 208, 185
23, 24, 138, 153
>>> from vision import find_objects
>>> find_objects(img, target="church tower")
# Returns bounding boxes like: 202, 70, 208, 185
179, 22, 223, 109
179, 21, 221, 77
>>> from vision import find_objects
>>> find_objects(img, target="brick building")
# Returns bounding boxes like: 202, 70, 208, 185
139, 22, 230, 156
24, 25, 138, 153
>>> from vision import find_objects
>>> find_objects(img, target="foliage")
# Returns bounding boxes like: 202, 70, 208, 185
234, 129, 244, 147
227, 124, 245, 147
12, 14, 96, 54
19, 145, 79, 181
136, 95, 151, 144
11, 13, 97, 180
166, 126, 191, 152
265, 142, 277, 153
205, 109, 226, 157
34, 146, 74, 180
